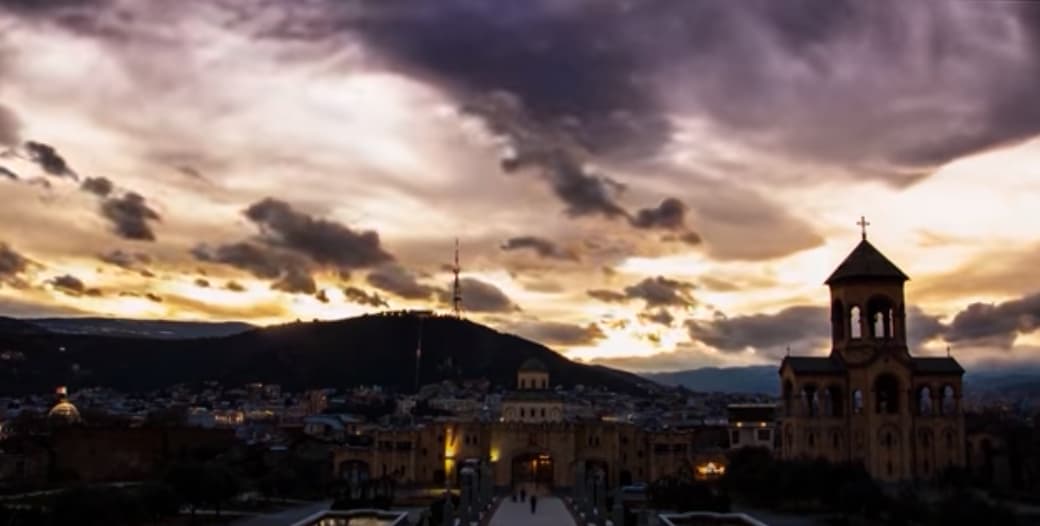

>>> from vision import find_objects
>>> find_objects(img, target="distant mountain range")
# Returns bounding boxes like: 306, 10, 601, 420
645, 366, 780, 395
28, 317, 255, 339
645, 363, 1040, 397
0, 313, 658, 396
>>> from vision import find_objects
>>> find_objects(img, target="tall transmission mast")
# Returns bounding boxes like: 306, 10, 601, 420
451, 238, 463, 318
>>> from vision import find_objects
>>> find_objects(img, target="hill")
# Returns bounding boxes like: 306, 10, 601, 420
29, 317, 254, 339
645, 365, 779, 394
0, 312, 657, 395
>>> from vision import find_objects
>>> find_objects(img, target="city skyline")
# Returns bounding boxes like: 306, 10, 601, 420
1, 1, 1040, 372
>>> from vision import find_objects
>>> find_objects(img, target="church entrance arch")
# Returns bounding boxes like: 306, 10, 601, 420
511, 452, 554, 489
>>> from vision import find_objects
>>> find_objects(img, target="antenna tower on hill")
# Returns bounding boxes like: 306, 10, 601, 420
452, 238, 463, 318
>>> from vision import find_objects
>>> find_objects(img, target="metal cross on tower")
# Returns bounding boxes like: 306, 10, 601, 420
857, 215, 871, 240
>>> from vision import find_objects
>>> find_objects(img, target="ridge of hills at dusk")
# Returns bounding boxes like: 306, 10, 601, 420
0, 313, 657, 396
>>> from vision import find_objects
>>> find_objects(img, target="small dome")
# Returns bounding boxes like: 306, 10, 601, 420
519, 358, 548, 372
48, 400, 81, 424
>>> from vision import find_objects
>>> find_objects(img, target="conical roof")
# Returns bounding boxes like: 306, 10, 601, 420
825, 239, 909, 285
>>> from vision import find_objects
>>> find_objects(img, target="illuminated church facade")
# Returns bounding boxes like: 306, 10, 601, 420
779, 230, 965, 482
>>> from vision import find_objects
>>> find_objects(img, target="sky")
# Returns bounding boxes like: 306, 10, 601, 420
1, 0, 1040, 372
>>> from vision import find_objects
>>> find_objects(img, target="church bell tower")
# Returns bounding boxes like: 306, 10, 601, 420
826, 217, 910, 365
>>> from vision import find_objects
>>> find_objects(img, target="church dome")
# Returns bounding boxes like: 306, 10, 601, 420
519, 358, 548, 372
48, 400, 81, 424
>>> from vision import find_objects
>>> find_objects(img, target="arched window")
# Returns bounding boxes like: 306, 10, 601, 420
874, 374, 900, 414
867, 296, 895, 339
918, 386, 933, 416
831, 300, 845, 341
826, 385, 844, 417
941, 385, 957, 415
850, 306, 862, 339
852, 389, 864, 414
802, 385, 819, 417
820, 388, 833, 417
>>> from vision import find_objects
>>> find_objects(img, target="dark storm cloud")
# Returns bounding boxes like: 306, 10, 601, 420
24, 141, 77, 180
194, 278, 210, 288
193, 242, 290, 280
316, 1, 1040, 186
631, 198, 686, 230
587, 277, 697, 308
0, 242, 31, 286
49, 274, 100, 297
244, 198, 393, 270
98, 249, 150, 269
469, 93, 632, 220
945, 292, 1040, 349
225, 280, 246, 292
366, 264, 435, 300
271, 267, 316, 295
343, 286, 389, 308
0, 105, 20, 147
100, 192, 160, 241
81, 176, 114, 197
640, 309, 674, 327
686, 306, 829, 357
453, 277, 516, 313
624, 277, 696, 308
0, 166, 18, 181
587, 289, 627, 303
500, 236, 577, 261
505, 320, 605, 347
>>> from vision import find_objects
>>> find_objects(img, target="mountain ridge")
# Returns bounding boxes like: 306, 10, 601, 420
0, 312, 658, 396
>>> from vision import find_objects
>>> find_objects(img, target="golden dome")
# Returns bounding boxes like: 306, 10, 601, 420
48, 400, 81, 424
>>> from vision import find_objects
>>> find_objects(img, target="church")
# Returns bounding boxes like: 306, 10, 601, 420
779, 226, 965, 482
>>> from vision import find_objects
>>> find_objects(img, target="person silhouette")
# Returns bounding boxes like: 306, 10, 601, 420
520, 488, 526, 502
530, 494, 538, 514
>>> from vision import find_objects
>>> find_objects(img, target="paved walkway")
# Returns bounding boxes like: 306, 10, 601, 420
232, 500, 331, 526
490, 496, 576, 526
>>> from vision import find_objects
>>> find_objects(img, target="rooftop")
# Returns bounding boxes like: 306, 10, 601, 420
825, 239, 909, 285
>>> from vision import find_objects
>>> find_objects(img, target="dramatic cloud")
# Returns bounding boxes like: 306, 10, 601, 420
500, 236, 577, 261
24, 141, 77, 179
333, 1, 1040, 186
81, 176, 114, 197
271, 267, 316, 295
442, 277, 516, 313
0, 166, 18, 181
225, 280, 246, 292
506, 320, 605, 347
629, 277, 697, 308
343, 286, 390, 308
244, 198, 393, 270
194, 278, 210, 288
366, 264, 436, 300
945, 292, 1040, 349
640, 309, 674, 327
193, 242, 294, 280
631, 198, 687, 230
0, 242, 31, 287
100, 192, 161, 241
49, 274, 101, 297
98, 249, 151, 270
587, 289, 627, 303
0, 105, 20, 147
587, 277, 697, 309
687, 306, 829, 357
